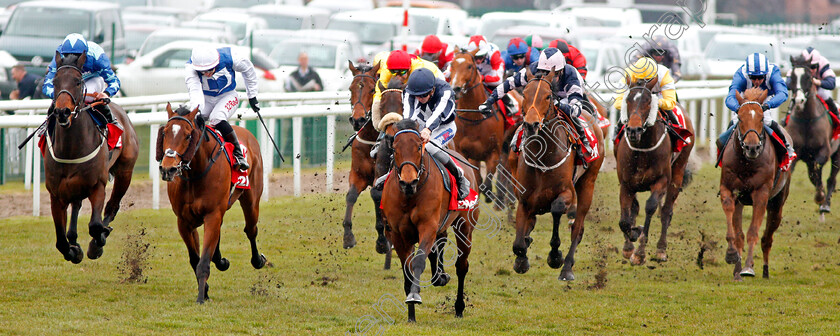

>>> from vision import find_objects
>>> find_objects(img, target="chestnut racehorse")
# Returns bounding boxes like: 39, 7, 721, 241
615, 76, 694, 265
157, 104, 267, 303
719, 88, 791, 280
511, 67, 604, 281
43, 51, 138, 263
380, 117, 479, 322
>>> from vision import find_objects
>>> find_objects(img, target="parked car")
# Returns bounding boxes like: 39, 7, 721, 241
124, 24, 161, 62
306, 0, 375, 15
0, 0, 127, 74
247, 5, 330, 30
695, 24, 761, 51
137, 27, 235, 58
476, 11, 577, 44
118, 41, 283, 96
121, 6, 197, 22
244, 29, 302, 55
704, 33, 785, 79
192, 9, 268, 45
609, 24, 709, 80
781, 35, 840, 68
268, 35, 364, 92
0, 49, 20, 99
121, 13, 179, 27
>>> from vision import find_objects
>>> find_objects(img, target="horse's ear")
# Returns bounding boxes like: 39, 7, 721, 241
469, 48, 479, 58
348, 60, 358, 75
165, 102, 174, 117
790, 55, 795, 65
646, 75, 659, 90
735, 91, 744, 105
188, 105, 200, 120
76, 52, 86, 68
547, 66, 557, 81
377, 80, 386, 92
758, 89, 768, 103
371, 60, 380, 74
525, 66, 533, 81
55, 50, 63, 66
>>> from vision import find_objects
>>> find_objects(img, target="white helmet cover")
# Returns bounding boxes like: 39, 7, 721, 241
536, 48, 566, 71
190, 46, 220, 71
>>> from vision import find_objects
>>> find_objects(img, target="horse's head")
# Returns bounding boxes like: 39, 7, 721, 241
448, 47, 482, 100
378, 76, 405, 128
521, 66, 558, 133
52, 51, 87, 127
158, 103, 204, 181
734, 88, 769, 160
348, 60, 380, 131
789, 55, 814, 111
621, 75, 660, 144
392, 118, 425, 196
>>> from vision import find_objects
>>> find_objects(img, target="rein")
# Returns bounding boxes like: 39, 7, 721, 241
521, 77, 573, 170
736, 101, 767, 153
164, 116, 223, 181
392, 129, 430, 192
351, 73, 375, 121
790, 69, 828, 123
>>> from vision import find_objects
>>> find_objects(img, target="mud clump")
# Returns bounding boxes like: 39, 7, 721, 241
118, 226, 153, 283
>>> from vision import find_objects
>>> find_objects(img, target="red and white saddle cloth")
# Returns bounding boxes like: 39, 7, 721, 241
512, 116, 601, 163
38, 123, 123, 157
208, 126, 250, 190
662, 105, 693, 153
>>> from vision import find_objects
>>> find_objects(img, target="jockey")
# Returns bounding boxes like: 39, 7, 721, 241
503, 37, 540, 73
466, 35, 505, 88
372, 49, 444, 131
415, 35, 454, 72
721, 52, 795, 169
186, 45, 261, 170
638, 35, 683, 83
402, 68, 469, 200
43, 33, 121, 129
478, 47, 593, 161
788, 47, 838, 117
548, 39, 587, 79
612, 57, 680, 141
524, 34, 544, 52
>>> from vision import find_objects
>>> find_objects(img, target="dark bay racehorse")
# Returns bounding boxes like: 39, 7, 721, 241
342, 61, 382, 249
615, 76, 694, 265
719, 88, 791, 280
448, 48, 506, 202
44, 51, 138, 263
511, 67, 604, 281
157, 104, 266, 303
786, 55, 840, 220
380, 118, 479, 322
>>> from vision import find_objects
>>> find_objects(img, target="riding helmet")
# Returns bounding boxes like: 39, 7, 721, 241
536, 47, 566, 72
190, 46, 220, 71
745, 52, 769, 77
405, 68, 436, 96
467, 35, 491, 58
507, 37, 529, 57
58, 33, 88, 55
386, 50, 412, 70
802, 47, 821, 65
628, 57, 658, 80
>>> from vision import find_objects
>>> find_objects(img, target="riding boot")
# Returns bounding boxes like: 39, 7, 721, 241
370, 131, 386, 158
96, 103, 122, 130
826, 97, 840, 120
433, 150, 470, 200
222, 129, 250, 171
664, 107, 680, 125
571, 115, 593, 168
613, 120, 624, 143
501, 94, 517, 117
770, 120, 797, 170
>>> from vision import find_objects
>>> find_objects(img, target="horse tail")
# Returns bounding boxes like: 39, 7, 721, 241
681, 153, 700, 188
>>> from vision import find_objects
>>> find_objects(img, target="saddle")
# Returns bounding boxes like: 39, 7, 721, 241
716, 124, 789, 171
511, 115, 600, 164
378, 152, 478, 211
789, 96, 840, 141
37, 108, 123, 158
206, 125, 251, 190
613, 106, 692, 153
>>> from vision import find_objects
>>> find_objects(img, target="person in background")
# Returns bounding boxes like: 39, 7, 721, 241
503, 37, 539, 74
10, 63, 43, 100
285, 52, 323, 92
524, 34, 544, 52
638, 35, 682, 83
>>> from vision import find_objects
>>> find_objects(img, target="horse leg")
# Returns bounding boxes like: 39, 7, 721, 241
547, 195, 570, 270
821, 148, 840, 215
68, 200, 82, 249
240, 191, 266, 269
50, 196, 80, 263
405, 223, 437, 309
103, 168, 133, 226
561, 174, 596, 281
618, 185, 638, 259
633, 177, 668, 266
512, 204, 536, 274
741, 187, 771, 278
806, 160, 826, 205
196, 212, 222, 304
177, 220, 203, 299
720, 186, 743, 281
342, 173, 365, 249
429, 232, 450, 287
87, 185, 112, 256
454, 215, 474, 317
762, 189, 787, 279
370, 187, 390, 255
391, 235, 416, 322
655, 180, 680, 263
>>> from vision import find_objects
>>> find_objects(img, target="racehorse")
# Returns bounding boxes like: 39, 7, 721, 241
44, 51, 138, 263
380, 117, 479, 322
157, 103, 266, 303
719, 88, 791, 280
511, 67, 604, 281
614, 76, 694, 265
448, 48, 506, 203
786, 55, 840, 220
341, 61, 383, 249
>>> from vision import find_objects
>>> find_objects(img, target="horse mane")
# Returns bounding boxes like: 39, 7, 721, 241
743, 87, 766, 102
791, 55, 808, 68
175, 105, 192, 116
395, 118, 419, 132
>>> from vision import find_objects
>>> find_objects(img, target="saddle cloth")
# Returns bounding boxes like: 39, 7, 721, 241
207, 126, 250, 190
378, 153, 478, 211
38, 110, 123, 157
716, 125, 790, 172
613, 106, 692, 153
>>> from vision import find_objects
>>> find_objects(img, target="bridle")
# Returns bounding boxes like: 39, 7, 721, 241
392, 129, 429, 191
350, 73, 375, 121
524, 76, 561, 130
162, 115, 221, 180
452, 52, 484, 100
735, 101, 766, 155
521, 75, 573, 171
53, 65, 86, 126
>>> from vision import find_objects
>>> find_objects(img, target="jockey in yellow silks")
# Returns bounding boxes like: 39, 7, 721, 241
612, 57, 678, 141
371, 49, 444, 131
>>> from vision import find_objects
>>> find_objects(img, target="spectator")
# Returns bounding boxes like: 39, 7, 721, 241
284, 52, 323, 92
10, 63, 43, 100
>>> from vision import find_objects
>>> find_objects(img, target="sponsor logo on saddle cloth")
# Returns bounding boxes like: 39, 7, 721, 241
208, 127, 250, 190
596, 112, 610, 129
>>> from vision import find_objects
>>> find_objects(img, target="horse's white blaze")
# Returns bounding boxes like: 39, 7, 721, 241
451, 73, 459, 86
172, 125, 181, 137
633, 92, 642, 101
455, 58, 466, 64
750, 110, 756, 118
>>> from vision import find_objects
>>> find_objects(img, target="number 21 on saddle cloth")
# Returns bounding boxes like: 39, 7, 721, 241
512, 115, 602, 164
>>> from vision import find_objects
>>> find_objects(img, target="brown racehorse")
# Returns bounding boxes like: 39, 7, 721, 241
511, 67, 604, 281
448, 48, 506, 202
615, 76, 694, 265
342, 61, 385, 250
719, 88, 791, 280
380, 117, 479, 322
786, 55, 840, 220
44, 52, 138, 263
157, 104, 266, 303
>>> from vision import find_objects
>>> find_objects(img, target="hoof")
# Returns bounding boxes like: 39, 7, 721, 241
405, 292, 422, 304
68, 245, 84, 264
740, 267, 755, 277
733, 274, 743, 282
524, 236, 533, 247
513, 256, 530, 274
455, 299, 465, 318
432, 273, 450, 287
252, 254, 267, 269
92, 226, 113, 247
762, 265, 769, 279
622, 248, 634, 260
652, 250, 668, 262
375, 235, 389, 254
343, 232, 357, 249
725, 250, 740, 264
630, 252, 646, 266
547, 250, 564, 269
196, 283, 210, 303
215, 258, 230, 271
558, 269, 575, 281
629, 227, 643, 242
87, 239, 104, 260
819, 204, 831, 213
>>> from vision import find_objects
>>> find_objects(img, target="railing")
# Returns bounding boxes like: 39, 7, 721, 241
743, 23, 839, 38
0, 84, 736, 216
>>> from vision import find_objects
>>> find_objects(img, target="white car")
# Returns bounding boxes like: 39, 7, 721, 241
476, 11, 577, 44
781, 35, 840, 67
704, 33, 785, 79
268, 35, 364, 92
118, 41, 283, 96
247, 5, 330, 30
192, 9, 268, 45
137, 28, 236, 58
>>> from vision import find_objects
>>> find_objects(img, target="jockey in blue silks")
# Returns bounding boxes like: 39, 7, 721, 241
43, 33, 121, 128
503, 37, 540, 73
720, 52, 796, 170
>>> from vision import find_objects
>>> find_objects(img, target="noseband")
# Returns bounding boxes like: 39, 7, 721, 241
393, 129, 428, 189
53, 65, 86, 126
736, 101, 766, 154
163, 115, 203, 177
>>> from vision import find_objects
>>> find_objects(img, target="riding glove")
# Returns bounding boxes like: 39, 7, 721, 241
249, 97, 260, 113
478, 102, 492, 114
761, 103, 770, 112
